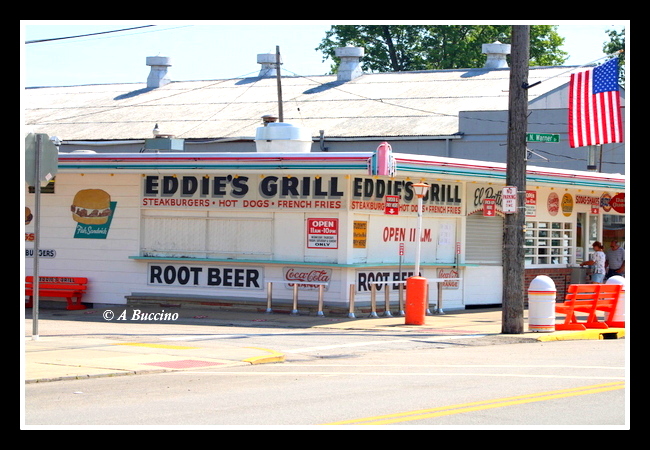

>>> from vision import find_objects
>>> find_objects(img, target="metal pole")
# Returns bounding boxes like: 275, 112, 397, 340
437, 281, 445, 315
291, 283, 298, 315
275, 46, 283, 122
317, 285, 325, 317
265, 281, 273, 313
348, 284, 356, 318
369, 284, 378, 318
383, 284, 392, 317
32, 134, 43, 341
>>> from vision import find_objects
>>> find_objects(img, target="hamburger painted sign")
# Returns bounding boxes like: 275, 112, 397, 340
72, 189, 116, 239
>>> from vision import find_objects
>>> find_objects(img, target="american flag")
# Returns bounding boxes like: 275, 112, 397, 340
568, 57, 623, 148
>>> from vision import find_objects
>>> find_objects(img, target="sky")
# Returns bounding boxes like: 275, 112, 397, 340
21, 21, 628, 88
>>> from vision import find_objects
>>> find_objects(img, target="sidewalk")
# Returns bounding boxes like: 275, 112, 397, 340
23, 306, 624, 384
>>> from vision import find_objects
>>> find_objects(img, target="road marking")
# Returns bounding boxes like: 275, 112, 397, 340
283, 335, 487, 353
281, 363, 625, 370
323, 381, 625, 425
171, 371, 623, 380
283, 340, 411, 353
162, 335, 247, 341
113, 343, 200, 350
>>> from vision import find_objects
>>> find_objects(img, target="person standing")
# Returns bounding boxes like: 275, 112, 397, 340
580, 241, 606, 283
606, 240, 625, 278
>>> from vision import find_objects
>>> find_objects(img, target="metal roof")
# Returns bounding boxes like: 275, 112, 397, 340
25, 66, 576, 141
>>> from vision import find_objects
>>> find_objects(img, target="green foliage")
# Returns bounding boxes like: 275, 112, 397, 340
317, 25, 568, 73
603, 28, 625, 86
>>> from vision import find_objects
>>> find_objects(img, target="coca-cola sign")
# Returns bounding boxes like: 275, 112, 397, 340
282, 267, 332, 290
436, 268, 460, 289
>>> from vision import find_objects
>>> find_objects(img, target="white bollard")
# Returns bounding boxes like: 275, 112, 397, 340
605, 276, 625, 327
528, 275, 556, 332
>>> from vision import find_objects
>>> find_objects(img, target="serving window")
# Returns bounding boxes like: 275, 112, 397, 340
524, 220, 573, 265
141, 209, 273, 259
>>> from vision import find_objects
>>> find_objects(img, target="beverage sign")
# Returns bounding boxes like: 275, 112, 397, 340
609, 193, 625, 214
502, 186, 517, 214
307, 218, 339, 249
283, 267, 331, 291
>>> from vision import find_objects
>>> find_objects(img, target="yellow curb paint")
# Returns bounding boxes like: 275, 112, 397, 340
242, 347, 285, 365
535, 328, 625, 342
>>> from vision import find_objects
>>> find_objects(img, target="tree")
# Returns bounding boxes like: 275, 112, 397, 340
317, 25, 567, 73
603, 28, 625, 86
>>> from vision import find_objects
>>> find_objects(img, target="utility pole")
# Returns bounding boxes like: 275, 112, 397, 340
502, 25, 529, 334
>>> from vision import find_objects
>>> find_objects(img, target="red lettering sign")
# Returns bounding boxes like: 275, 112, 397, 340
609, 193, 625, 214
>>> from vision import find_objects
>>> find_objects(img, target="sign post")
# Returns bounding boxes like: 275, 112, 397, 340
25, 133, 59, 341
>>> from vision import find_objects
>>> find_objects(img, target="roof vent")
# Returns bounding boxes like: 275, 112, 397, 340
482, 41, 511, 69
255, 121, 312, 153
146, 56, 172, 88
335, 47, 364, 82
144, 123, 184, 151
257, 53, 281, 77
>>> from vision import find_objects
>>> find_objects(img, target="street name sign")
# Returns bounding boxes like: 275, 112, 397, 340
526, 133, 560, 143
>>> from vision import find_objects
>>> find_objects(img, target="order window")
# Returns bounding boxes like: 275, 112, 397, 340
524, 221, 573, 265
141, 209, 273, 260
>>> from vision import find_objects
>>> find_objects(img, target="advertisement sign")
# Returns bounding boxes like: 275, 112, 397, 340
353, 221, 367, 248
525, 190, 537, 217
609, 193, 625, 213
71, 189, 117, 239
436, 268, 460, 289
282, 267, 331, 290
141, 174, 462, 215
147, 264, 264, 289
142, 174, 345, 211
307, 218, 338, 249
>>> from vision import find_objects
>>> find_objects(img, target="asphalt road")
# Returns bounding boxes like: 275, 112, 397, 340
24, 316, 627, 428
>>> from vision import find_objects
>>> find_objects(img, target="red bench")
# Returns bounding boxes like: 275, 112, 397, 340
25, 276, 88, 310
555, 284, 623, 331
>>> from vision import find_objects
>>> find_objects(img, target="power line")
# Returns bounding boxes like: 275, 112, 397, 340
25, 25, 155, 44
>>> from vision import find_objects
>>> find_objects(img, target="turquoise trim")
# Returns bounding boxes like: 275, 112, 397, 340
129, 255, 477, 268
397, 165, 624, 189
